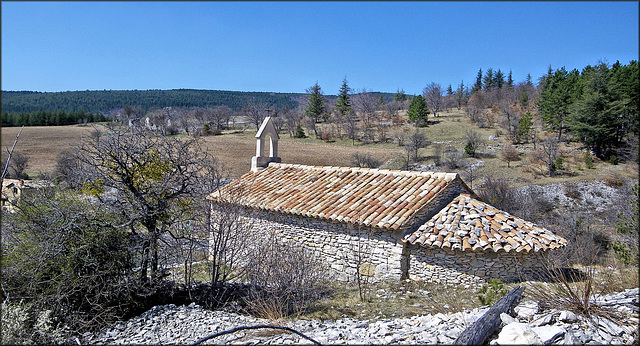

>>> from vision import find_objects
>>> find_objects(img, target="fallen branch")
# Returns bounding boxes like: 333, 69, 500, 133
454, 285, 525, 345
192, 324, 321, 345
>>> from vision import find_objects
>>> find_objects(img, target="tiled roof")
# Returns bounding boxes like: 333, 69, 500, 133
403, 194, 567, 253
208, 163, 469, 231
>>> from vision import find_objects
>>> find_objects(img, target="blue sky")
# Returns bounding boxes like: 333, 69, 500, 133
2, 1, 638, 95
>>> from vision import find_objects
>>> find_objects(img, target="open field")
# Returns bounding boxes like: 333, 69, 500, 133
2, 110, 637, 183
1, 125, 98, 176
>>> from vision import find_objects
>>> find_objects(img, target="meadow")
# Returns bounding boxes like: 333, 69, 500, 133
2, 109, 636, 184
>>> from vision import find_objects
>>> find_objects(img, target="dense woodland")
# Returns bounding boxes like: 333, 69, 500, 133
1, 89, 304, 113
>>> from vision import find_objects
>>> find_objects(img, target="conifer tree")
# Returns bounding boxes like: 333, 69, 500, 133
472, 69, 483, 93
335, 77, 353, 117
407, 95, 430, 127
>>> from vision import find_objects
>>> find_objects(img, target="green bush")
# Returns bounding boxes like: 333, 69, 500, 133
608, 155, 618, 165
294, 125, 307, 138
464, 141, 476, 157
477, 278, 508, 306
584, 152, 594, 169
612, 241, 633, 265
2, 188, 137, 337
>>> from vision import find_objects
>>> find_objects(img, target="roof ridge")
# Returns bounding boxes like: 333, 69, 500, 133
269, 162, 458, 179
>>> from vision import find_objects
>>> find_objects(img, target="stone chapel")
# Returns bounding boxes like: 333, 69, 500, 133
207, 117, 567, 285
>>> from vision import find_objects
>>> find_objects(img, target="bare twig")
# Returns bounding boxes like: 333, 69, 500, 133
191, 325, 321, 345
1, 125, 24, 183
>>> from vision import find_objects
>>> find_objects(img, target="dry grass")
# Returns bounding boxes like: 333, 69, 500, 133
298, 280, 484, 322
199, 131, 402, 178
1, 125, 99, 177
524, 260, 639, 323
3, 111, 636, 183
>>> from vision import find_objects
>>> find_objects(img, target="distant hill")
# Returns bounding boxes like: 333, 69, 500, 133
1, 89, 306, 114
1, 89, 397, 114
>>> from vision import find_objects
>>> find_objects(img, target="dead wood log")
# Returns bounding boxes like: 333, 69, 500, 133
192, 324, 321, 345
454, 285, 525, 345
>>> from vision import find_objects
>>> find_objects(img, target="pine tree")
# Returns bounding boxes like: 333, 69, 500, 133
455, 80, 469, 109
335, 77, 353, 117
569, 62, 623, 158
472, 69, 483, 93
483, 68, 495, 90
538, 67, 582, 142
494, 69, 505, 89
305, 82, 325, 137
305, 82, 325, 122
507, 70, 514, 88
407, 95, 430, 127
394, 88, 408, 101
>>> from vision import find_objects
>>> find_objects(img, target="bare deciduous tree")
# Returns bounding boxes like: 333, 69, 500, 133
501, 144, 520, 168
541, 135, 560, 176
2, 151, 29, 179
423, 82, 444, 117
352, 89, 379, 144
244, 98, 267, 131
76, 126, 223, 284
405, 129, 430, 163
210, 106, 233, 131
443, 146, 463, 169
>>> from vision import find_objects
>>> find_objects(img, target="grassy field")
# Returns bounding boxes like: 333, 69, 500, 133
1, 125, 98, 176
2, 110, 637, 184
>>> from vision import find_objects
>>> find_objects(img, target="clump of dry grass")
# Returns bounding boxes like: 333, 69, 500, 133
299, 280, 483, 322
525, 256, 637, 324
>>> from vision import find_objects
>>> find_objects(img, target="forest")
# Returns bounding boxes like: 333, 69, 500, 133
0, 88, 393, 127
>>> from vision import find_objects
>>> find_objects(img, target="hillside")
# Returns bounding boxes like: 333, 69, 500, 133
1, 89, 304, 113
1, 89, 398, 115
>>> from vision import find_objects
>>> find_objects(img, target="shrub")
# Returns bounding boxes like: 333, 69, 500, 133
321, 130, 332, 142
526, 258, 629, 323
584, 152, 594, 169
477, 278, 508, 306
611, 241, 633, 265
351, 152, 381, 168
243, 233, 329, 319
555, 157, 564, 170
294, 125, 307, 138
2, 188, 137, 336
607, 154, 618, 165
464, 141, 476, 157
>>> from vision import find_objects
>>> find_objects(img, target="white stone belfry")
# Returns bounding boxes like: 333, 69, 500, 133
251, 117, 281, 171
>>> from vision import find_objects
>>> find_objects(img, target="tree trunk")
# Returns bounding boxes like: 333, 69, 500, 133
454, 286, 525, 345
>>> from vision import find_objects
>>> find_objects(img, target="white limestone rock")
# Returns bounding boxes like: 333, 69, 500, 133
532, 325, 566, 344
514, 300, 538, 319
494, 322, 543, 345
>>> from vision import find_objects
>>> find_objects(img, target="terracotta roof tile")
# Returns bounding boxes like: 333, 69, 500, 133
403, 194, 567, 253
208, 163, 470, 231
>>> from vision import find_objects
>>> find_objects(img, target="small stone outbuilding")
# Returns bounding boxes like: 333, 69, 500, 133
207, 117, 567, 285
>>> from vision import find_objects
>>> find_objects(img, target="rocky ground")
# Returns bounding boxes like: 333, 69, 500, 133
84, 288, 638, 345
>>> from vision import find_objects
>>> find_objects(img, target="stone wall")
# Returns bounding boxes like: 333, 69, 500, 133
407, 246, 547, 285
242, 209, 406, 282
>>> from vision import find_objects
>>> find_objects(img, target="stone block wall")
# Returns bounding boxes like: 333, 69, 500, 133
243, 209, 406, 282
407, 246, 547, 286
